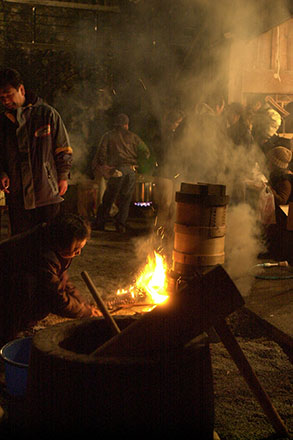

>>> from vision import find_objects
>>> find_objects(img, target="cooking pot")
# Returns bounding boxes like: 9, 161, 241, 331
133, 177, 153, 203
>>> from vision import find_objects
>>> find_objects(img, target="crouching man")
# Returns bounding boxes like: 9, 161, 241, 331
0, 213, 101, 344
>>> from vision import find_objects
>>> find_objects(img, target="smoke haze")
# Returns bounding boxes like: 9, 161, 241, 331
54, 0, 290, 296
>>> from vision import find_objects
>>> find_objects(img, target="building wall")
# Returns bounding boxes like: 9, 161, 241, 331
228, 17, 293, 108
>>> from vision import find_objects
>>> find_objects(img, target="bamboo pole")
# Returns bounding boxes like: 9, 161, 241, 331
81, 271, 120, 336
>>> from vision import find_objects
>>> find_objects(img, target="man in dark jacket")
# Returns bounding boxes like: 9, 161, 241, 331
92, 113, 150, 232
0, 213, 100, 345
263, 146, 293, 262
0, 67, 72, 235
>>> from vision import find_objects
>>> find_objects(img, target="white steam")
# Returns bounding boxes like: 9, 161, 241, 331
51, 0, 289, 297
224, 203, 264, 296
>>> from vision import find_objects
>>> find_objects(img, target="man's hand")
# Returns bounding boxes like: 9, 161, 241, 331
91, 307, 102, 317
58, 179, 68, 196
100, 165, 116, 179
0, 176, 10, 193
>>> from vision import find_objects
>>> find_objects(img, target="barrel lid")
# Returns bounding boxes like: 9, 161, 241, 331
175, 191, 229, 206
176, 182, 229, 205
180, 182, 226, 196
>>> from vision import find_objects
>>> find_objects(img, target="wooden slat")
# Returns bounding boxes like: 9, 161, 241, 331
242, 69, 293, 94
2, 0, 120, 12
287, 202, 293, 231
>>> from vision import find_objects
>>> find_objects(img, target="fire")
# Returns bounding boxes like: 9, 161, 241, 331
111, 251, 169, 309
135, 251, 169, 304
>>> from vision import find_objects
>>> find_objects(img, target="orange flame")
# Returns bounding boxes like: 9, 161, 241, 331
135, 252, 169, 304
115, 251, 169, 305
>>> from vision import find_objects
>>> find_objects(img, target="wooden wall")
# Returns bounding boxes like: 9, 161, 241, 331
228, 17, 293, 109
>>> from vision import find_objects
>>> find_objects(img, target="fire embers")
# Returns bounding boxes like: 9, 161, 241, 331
107, 182, 230, 313
106, 251, 169, 312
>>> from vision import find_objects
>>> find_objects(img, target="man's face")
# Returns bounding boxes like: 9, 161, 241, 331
0, 84, 25, 109
58, 238, 87, 259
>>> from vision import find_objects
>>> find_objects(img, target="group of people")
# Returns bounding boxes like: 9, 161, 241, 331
88, 91, 293, 262
0, 67, 101, 344
176, 92, 293, 263
0, 64, 293, 343
224, 96, 293, 261
0, 66, 176, 344
225, 95, 292, 155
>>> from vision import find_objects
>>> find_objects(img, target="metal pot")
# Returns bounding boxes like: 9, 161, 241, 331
133, 181, 153, 203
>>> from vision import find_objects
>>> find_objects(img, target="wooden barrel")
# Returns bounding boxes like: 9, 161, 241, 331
25, 316, 214, 437
173, 182, 229, 274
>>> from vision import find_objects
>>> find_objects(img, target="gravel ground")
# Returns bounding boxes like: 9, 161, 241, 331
0, 220, 292, 439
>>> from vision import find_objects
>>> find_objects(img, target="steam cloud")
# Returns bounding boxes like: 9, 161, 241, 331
54, 0, 290, 296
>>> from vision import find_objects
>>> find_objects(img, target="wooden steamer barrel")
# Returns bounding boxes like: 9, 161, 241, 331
25, 316, 214, 437
172, 183, 229, 275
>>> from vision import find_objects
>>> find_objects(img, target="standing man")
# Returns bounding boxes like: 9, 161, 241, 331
92, 113, 150, 232
0, 67, 72, 235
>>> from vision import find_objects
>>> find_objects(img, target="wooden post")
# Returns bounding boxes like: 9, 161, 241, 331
87, 264, 289, 438
214, 319, 290, 439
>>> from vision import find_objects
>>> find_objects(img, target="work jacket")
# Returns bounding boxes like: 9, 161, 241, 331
93, 127, 150, 169
0, 93, 72, 209
0, 223, 94, 343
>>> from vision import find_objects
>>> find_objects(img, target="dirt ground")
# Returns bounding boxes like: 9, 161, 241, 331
0, 213, 293, 439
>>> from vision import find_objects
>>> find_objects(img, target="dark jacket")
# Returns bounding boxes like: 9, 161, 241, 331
269, 169, 293, 206
93, 127, 149, 168
0, 223, 94, 343
227, 119, 254, 149
0, 92, 72, 209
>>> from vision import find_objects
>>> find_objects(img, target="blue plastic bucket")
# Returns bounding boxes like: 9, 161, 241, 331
0, 336, 32, 396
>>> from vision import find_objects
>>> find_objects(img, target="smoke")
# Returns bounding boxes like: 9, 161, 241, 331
224, 203, 264, 296
122, 0, 290, 297
53, 82, 114, 182
49, 0, 289, 296
137, 0, 290, 297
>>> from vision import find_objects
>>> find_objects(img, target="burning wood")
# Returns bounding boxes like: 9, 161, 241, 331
106, 251, 169, 311
92, 264, 245, 357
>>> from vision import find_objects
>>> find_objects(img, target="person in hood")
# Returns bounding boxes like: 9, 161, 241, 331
0, 213, 101, 345
267, 146, 293, 206
0, 67, 72, 235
